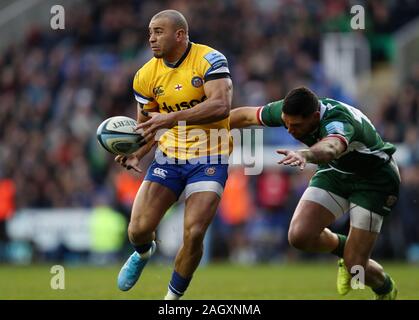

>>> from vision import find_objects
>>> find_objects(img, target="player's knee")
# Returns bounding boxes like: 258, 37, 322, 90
288, 225, 311, 250
184, 224, 207, 248
128, 221, 153, 243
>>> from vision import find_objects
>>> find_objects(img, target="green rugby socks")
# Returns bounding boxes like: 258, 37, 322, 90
331, 234, 347, 258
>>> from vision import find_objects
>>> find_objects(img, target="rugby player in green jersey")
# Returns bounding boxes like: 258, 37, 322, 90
230, 87, 399, 299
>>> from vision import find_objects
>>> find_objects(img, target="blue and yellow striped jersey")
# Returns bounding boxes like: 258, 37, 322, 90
132, 42, 232, 160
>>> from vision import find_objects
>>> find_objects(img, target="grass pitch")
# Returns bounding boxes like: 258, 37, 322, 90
1, 261, 418, 300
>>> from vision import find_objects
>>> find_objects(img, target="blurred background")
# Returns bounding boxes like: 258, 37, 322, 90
0, 0, 418, 271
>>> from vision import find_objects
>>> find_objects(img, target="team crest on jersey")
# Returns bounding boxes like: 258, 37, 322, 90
191, 76, 203, 88
153, 86, 164, 96
205, 167, 216, 176
385, 195, 398, 207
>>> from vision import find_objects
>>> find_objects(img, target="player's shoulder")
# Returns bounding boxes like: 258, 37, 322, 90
320, 98, 353, 121
192, 43, 228, 63
264, 99, 283, 109
319, 98, 365, 141
134, 57, 159, 81
192, 43, 223, 55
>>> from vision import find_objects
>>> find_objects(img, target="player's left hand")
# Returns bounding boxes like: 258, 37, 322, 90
276, 149, 306, 170
135, 112, 177, 141
114, 154, 142, 174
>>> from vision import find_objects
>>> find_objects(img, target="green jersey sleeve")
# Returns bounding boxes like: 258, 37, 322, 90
259, 100, 285, 127
319, 119, 355, 148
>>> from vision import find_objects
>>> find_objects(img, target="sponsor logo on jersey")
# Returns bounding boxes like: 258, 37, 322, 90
205, 167, 216, 176
153, 86, 164, 97
204, 50, 227, 65
326, 103, 337, 110
325, 121, 345, 136
161, 95, 207, 113
152, 168, 168, 179
191, 76, 203, 88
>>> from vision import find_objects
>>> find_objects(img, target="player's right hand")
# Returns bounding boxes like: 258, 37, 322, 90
276, 149, 307, 170
114, 154, 142, 174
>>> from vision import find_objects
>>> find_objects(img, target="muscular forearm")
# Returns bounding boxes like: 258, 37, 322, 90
229, 107, 259, 128
137, 104, 157, 123
132, 138, 156, 159
138, 112, 151, 123
298, 139, 344, 164
171, 98, 230, 125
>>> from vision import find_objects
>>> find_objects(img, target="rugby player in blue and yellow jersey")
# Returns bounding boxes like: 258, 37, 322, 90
115, 10, 232, 300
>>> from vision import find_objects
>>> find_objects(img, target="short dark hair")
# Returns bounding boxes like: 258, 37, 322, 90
152, 9, 189, 34
282, 87, 319, 117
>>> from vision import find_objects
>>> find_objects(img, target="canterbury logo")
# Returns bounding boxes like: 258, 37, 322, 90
153, 86, 164, 96
152, 168, 168, 179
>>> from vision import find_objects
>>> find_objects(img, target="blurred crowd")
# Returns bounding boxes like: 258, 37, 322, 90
0, 0, 418, 262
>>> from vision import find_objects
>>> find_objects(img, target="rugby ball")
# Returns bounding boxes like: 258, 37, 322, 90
96, 116, 146, 156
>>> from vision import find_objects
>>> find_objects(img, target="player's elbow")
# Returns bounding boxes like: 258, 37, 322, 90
324, 151, 337, 163
215, 99, 231, 120
323, 139, 346, 161
219, 105, 230, 119
322, 146, 340, 163
314, 140, 344, 164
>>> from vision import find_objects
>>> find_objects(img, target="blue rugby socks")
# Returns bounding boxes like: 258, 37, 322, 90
165, 271, 192, 300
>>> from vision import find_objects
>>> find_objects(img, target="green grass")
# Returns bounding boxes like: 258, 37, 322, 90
1, 261, 418, 300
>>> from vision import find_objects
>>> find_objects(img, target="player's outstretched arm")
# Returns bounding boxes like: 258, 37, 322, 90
277, 137, 346, 170
229, 107, 261, 128
299, 136, 347, 164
